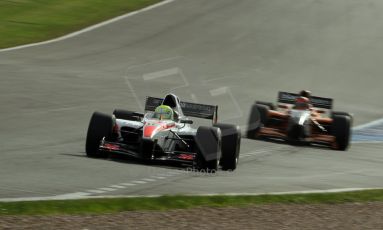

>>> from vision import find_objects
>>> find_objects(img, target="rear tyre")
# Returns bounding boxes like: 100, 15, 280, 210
195, 126, 221, 173
247, 104, 269, 139
214, 123, 241, 171
86, 112, 113, 158
332, 115, 351, 151
113, 109, 141, 121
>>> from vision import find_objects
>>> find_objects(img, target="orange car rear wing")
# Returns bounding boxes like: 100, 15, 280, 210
278, 91, 333, 110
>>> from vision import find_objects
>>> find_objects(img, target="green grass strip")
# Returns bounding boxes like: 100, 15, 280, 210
1, 190, 383, 215
0, 0, 163, 49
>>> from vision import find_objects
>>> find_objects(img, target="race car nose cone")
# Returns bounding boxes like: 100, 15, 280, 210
143, 125, 159, 138
288, 124, 305, 140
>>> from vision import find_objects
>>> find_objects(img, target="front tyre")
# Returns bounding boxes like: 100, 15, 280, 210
332, 115, 351, 151
332, 111, 353, 124
86, 112, 113, 157
195, 126, 221, 173
214, 123, 241, 171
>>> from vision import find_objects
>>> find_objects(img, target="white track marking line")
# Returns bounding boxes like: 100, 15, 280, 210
156, 173, 175, 177
152, 176, 166, 180
86, 190, 107, 194
0, 0, 176, 53
240, 154, 255, 158
98, 188, 117, 192
1, 188, 381, 202
120, 183, 137, 186
261, 169, 369, 180
81, 172, 185, 196
166, 171, 184, 175
110, 185, 126, 189
77, 171, 187, 196
352, 117, 383, 143
352, 140, 383, 144
353, 118, 383, 131
131, 180, 147, 184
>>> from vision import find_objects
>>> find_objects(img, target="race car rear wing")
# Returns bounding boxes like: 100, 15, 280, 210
278, 91, 333, 109
145, 97, 218, 123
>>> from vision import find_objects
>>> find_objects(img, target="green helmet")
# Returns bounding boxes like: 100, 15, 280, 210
154, 105, 174, 120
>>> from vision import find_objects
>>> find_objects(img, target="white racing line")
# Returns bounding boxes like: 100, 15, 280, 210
0, 0, 176, 53
0, 170, 187, 202
1, 188, 382, 202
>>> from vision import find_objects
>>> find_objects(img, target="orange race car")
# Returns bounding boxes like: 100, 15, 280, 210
247, 91, 353, 150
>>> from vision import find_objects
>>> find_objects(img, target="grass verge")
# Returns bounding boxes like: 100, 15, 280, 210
1, 189, 383, 215
0, 0, 163, 49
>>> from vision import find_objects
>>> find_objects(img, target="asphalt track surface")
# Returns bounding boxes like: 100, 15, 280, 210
1, 0, 383, 199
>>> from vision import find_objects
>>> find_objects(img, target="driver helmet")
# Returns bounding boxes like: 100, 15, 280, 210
294, 96, 310, 110
154, 105, 174, 120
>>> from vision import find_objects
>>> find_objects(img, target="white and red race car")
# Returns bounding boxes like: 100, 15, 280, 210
86, 94, 241, 171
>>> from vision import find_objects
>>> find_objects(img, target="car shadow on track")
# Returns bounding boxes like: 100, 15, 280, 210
244, 137, 337, 151
61, 152, 190, 171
